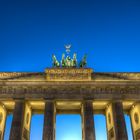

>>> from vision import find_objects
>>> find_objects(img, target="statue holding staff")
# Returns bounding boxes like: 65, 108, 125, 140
52, 54, 60, 67
79, 54, 87, 68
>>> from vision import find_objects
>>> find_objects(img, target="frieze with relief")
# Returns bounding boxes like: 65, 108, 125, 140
0, 85, 139, 95
45, 68, 93, 81
0, 72, 42, 80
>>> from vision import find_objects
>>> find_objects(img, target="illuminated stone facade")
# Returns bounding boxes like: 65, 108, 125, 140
0, 69, 140, 140
45, 68, 92, 81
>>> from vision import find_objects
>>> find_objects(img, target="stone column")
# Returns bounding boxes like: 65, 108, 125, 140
22, 103, 32, 140
112, 101, 128, 140
0, 103, 7, 140
130, 103, 140, 140
10, 100, 25, 140
82, 100, 96, 140
43, 100, 55, 140
106, 101, 128, 140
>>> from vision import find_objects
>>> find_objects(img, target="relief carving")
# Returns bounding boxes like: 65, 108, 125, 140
26, 113, 29, 125
108, 113, 111, 124
135, 128, 140, 140
0, 85, 140, 99
0, 112, 3, 124
0, 130, 2, 140
108, 127, 115, 140
23, 128, 29, 140
134, 112, 139, 124
46, 68, 92, 81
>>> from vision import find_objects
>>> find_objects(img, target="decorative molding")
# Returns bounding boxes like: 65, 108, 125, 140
94, 72, 140, 80
0, 72, 140, 80
45, 68, 93, 81
0, 85, 139, 95
0, 73, 43, 80
108, 127, 115, 140
135, 128, 140, 140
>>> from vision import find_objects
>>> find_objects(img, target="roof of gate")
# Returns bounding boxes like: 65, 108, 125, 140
0, 72, 140, 81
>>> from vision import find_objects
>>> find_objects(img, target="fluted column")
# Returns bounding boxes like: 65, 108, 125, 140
82, 100, 95, 140
0, 103, 7, 140
112, 101, 128, 140
43, 100, 55, 140
10, 100, 25, 140
130, 103, 140, 140
106, 101, 128, 140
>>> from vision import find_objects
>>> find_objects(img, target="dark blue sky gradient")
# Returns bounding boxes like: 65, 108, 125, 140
0, 0, 140, 72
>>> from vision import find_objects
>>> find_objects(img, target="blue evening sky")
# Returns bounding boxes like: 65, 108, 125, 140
0, 0, 140, 139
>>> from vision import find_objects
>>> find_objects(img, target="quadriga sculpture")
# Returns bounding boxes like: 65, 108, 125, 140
79, 54, 87, 68
52, 53, 87, 68
52, 54, 60, 67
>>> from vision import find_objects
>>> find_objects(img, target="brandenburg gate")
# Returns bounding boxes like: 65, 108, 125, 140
0, 51, 140, 140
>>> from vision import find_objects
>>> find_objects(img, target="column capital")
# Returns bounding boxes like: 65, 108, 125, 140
82, 100, 93, 106
13, 99, 25, 103
83, 98, 94, 101
43, 99, 55, 104
105, 100, 123, 110
44, 99, 54, 102
0, 102, 6, 111
112, 100, 123, 103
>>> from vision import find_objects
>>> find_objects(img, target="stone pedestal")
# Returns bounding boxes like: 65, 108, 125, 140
43, 100, 55, 140
82, 100, 95, 140
10, 101, 25, 140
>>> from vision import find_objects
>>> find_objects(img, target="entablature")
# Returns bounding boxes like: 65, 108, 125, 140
0, 72, 140, 81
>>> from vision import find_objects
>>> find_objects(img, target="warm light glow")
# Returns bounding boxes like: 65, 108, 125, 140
29, 101, 45, 110
61, 135, 81, 140
2, 101, 15, 110
56, 101, 81, 109
123, 101, 134, 110
93, 101, 109, 109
